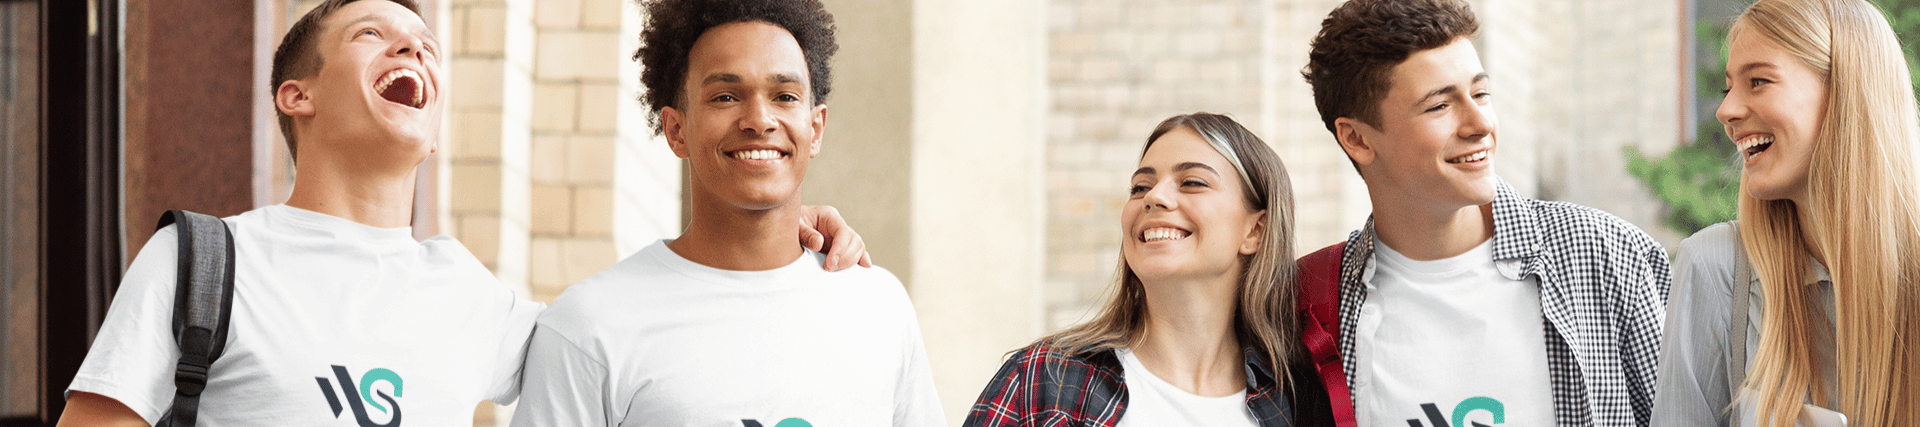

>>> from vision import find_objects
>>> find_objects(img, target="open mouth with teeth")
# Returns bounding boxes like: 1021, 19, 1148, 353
1737, 135, 1774, 160
1447, 150, 1488, 164
375, 68, 426, 109
728, 149, 789, 161
1141, 227, 1190, 242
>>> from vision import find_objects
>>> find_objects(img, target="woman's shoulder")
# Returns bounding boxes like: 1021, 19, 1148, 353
1670, 221, 1749, 311
1676, 222, 1744, 277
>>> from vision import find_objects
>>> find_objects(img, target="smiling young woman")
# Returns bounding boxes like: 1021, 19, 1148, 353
1653, 0, 1920, 426
964, 113, 1333, 427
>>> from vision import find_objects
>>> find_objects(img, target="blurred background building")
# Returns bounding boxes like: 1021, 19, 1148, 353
15, 0, 1895, 425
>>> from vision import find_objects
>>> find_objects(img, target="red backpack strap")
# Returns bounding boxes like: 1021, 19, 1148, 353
1297, 241, 1355, 427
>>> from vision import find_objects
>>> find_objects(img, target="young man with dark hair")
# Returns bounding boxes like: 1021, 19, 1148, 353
57, 0, 866, 425
1298, 0, 1669, 426
509, 0, 942, 425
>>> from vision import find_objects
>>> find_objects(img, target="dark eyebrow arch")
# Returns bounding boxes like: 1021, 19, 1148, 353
1133, 162, 1219, 178
1413, 72, 1491, 107
770, 73, 803, 84
701, 73, 743, 86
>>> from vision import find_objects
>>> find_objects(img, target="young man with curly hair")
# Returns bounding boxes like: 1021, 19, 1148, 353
56, 0, 867, 425
509, 0, 942, 426
1297, 0, 1670, 426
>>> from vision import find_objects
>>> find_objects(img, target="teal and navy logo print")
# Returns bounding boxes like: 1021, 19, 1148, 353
316, 365, 405, 427
1407, 397, 1504, 427
741, 418, 810, 427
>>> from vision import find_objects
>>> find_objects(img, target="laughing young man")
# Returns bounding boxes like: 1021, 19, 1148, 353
57, 0, 865, 426
1298, 0, 1670, 426
509, 0, 943, 426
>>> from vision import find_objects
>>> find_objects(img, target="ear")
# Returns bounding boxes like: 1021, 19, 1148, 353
662, 106, 690, 159
275, 79, 315, 119
1239, 210, 1266, 256
1334, 117, 1376, 167
806, 103, 827, 158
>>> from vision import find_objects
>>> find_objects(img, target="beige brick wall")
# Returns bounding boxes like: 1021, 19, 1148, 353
1043, 0, 1362, 331
524, 0, 626, 304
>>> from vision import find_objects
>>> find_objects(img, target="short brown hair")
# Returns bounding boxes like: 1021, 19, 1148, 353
270, 0, 422, 161
1301, 0, 1478, 134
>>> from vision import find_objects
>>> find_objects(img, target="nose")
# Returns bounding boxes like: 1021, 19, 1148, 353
739, 98, 778, 135
389, 33, 428, 62
1457, 99, 1495, 140
1141, 180, 1177, 212
1716, 90, 1746, 127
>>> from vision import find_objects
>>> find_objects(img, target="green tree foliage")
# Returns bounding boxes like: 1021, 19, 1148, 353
1625, 21, 1740, 235
1625, 0, 1920, 236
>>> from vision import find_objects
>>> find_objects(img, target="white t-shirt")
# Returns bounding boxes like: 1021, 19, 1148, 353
1113, 349, 1257, 427
1352, 238, 1554, 427
68, 204, 543, 426
509, 239, 945, 427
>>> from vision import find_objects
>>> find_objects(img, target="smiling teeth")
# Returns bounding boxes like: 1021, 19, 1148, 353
731, 149, 783, 160
375, 69, 424, 107
1737, 135, 1775, 158
1448, 151, 1488, 164
1142, 227, 1189, 242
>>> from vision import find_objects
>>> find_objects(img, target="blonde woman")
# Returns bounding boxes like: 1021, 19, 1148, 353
964, 113, 1332, 426
1652, 0, 1920, 426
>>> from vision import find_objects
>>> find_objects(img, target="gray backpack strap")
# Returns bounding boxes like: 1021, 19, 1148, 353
154, 210, 237, 427
1727, 221, 1752, 399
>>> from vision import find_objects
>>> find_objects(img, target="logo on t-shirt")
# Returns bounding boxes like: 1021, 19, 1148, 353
315, 365, 405, 427
741, 418, 810, 427
1406, 397, 1505, 427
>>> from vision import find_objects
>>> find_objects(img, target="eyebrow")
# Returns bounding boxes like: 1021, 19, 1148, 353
1132, 162, 1221, 178
700, 72, 806, 86
1728, 62, 1779, 78
1413, 72, 1491, 107
342, 13, 439, 47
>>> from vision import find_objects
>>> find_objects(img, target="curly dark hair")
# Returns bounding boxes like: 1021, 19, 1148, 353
1301, 0, 1477, 134
635, 0, 838, 135
271, 0, 422, 161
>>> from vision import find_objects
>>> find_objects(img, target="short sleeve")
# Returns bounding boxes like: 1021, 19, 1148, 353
65, 226, 185, 425
892, 309, 946, 427
483, 291, 545, 404
508, 323, 613, 427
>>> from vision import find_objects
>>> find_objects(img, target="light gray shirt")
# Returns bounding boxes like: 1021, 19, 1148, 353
1652, 222, 1835, 426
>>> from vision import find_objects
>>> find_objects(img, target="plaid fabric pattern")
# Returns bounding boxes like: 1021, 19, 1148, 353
963, 343, 1303, 427
1333, 178, 1671, 427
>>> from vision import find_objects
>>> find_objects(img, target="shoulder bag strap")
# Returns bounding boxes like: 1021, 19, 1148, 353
154, 210, 237, 427
1727, 221, 1752, 399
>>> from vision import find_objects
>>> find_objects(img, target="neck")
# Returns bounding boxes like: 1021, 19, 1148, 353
669, 192, 805, 271
1373, 199, 1494, 261
1133, 273, 1245, 397
282, 149, 421, 229
1791, 198, 1831, 267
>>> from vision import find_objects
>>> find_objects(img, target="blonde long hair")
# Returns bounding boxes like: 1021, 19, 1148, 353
1034, 113, 1302, 383
1731, 0, 1920, 425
